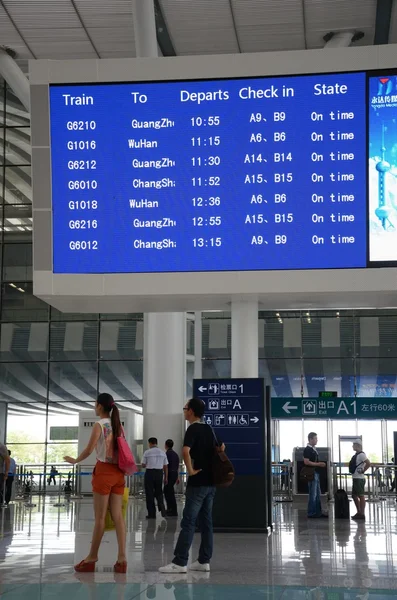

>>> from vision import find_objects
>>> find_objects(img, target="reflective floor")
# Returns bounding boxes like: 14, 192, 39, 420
0, 496, 397, 598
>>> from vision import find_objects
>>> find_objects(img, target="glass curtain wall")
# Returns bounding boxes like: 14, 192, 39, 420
202, 310, 397, 463
202, 309, 397, 399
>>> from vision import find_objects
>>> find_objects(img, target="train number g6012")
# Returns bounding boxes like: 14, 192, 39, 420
69, 240, 98, 250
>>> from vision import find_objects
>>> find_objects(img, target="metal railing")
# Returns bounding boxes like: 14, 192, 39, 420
332, 463, 397, 502
272, 462, 293, 502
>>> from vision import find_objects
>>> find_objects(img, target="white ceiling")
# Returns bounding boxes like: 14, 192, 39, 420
0, 0, 378, 65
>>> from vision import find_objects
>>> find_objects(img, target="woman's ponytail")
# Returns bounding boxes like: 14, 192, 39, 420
110, 403, 122, 450
97, 392, 122, 449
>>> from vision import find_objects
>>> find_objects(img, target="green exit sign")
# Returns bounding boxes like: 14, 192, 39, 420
319, 391, 338, 398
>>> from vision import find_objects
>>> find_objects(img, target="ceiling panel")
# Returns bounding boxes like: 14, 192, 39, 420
232, 0, 305, 53
0, 4, 33, 58
160, 0, 239, 55
88, 26, 135, 55
3, 0, 81, 28
74, 0, 134, 28
304, 0, 376, 48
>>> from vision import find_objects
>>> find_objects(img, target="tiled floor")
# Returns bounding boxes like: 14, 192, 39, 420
0, 496, 397, 598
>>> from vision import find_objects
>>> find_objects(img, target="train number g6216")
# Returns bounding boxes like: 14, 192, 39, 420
69, 240, 98, 250
69, 220, 98, 229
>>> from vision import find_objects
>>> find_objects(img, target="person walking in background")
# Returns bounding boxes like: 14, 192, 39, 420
350, 440, 371, 521
5, 451, 16, 505
160, 398, 218, 574
164, 439, 179, 517
142, 438, 168, 519
303, 432, 328, 519
0, 442, 10, 505
48, 466, 58, 486
64, 392, 127, 573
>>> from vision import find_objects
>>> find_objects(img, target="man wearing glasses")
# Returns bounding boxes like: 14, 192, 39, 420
160, 398, 221, 574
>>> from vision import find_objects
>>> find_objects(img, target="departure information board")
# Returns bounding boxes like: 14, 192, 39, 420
49, 71, 369, 274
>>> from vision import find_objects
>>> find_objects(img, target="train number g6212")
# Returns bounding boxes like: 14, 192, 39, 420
68, 160, 96, 170
69, 240, 98, 250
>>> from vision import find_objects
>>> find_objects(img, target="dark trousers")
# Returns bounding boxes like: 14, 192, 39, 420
0, 474, 4, 504
164, 471, 178, 515
145, 469, 165, 518
173, 485, 216, 567
5, 476, 14, 504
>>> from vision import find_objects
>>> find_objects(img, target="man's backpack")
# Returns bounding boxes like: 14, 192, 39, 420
349, 454, 364, 475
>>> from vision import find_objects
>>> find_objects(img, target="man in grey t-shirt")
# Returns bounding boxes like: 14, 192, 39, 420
0, 443, 10, 504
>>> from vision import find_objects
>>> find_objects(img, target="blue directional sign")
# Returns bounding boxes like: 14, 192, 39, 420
193, 378, 265, 476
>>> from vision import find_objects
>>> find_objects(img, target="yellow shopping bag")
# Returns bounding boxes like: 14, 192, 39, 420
104, 487, 129, 531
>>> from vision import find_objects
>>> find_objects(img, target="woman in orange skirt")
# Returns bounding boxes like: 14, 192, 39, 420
64, 393, 127, 573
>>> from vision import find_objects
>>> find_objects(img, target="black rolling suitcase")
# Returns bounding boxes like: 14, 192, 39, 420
334, 489, 350, 519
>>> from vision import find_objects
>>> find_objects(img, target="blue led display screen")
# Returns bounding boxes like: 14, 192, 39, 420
49, 72, 367, 274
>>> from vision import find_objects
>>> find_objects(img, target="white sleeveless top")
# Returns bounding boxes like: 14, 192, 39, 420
96, 418, 117, 463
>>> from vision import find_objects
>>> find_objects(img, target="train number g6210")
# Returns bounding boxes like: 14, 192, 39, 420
69, 240, 98, 250
66, 121, 96, 131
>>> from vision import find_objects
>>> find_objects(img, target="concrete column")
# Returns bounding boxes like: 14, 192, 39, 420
143, 313, 186, 452
133, 0, 186, 451
194, 311, 202, 380
0, 48, 30, 112
231, 300, 258, 378
0, 403, 7, 445
132, 0, 158, 58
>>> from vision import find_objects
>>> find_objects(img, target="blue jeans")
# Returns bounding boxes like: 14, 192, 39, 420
307, 472, 322, 517
173, 485, 216, 567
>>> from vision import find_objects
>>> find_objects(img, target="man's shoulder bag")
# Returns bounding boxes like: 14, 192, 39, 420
211, 428, 235, 488
300, 466, 315, 482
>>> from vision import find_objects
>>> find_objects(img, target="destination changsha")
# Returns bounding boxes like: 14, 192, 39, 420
61, 82, 349, 106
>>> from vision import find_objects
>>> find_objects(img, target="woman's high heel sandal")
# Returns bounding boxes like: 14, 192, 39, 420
114, 561, 127, 574
74, 560, 97, 573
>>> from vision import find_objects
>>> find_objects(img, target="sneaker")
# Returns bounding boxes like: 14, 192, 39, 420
355, 514, 365, 520
190, 561, 210, 572
351, 513, 359, 520
159, 563, 187, 574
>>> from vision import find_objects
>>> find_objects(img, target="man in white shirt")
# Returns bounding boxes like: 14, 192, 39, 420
350, 440, 370, 521
142, 437, 168, 519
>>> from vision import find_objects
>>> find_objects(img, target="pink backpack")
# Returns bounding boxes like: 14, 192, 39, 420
117, 430, 138, 475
